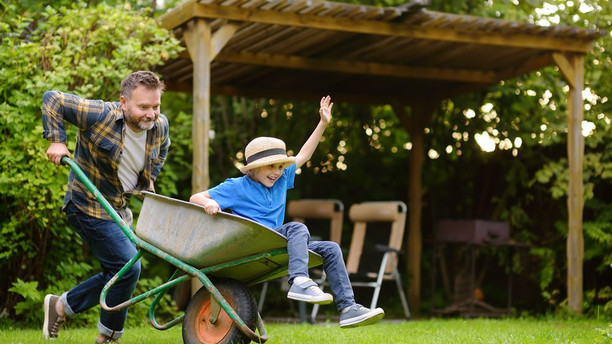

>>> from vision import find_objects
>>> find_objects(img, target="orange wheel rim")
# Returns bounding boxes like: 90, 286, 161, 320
195, 297, 234, 344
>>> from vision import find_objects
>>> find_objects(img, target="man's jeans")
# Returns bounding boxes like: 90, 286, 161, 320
61, 201, 141, 340
276, 221, 355, 311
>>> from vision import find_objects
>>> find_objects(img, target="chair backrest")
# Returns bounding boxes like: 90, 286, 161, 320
287, 199, 344, 245
346, 201, 407, 275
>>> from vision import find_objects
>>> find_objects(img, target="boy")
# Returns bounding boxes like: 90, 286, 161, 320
190, 96, 384, 328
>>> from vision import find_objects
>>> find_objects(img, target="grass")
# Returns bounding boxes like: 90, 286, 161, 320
2, 318, 610, 344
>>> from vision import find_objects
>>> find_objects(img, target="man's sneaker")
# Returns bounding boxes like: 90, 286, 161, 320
95, 338, 120, 343
339, 304, 385, 328
287, 277, 333, 305
43, 294, 65, 339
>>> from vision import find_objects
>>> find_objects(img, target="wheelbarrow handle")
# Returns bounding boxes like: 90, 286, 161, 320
60, 156, 135, 240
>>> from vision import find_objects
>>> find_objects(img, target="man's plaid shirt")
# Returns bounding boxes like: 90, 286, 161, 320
42, 91, 170, 223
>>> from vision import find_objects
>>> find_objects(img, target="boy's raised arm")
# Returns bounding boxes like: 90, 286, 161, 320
295, 96, 333, 169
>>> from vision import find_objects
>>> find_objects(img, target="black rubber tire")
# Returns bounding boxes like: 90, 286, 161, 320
182, 278, 257, 344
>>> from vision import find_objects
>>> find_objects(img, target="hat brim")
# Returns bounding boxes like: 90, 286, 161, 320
239, 155, 296, 173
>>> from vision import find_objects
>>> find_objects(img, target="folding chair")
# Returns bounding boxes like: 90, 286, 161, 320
257, 199, 344, 321
287, 199, 344, 245
344, 201, 410, 319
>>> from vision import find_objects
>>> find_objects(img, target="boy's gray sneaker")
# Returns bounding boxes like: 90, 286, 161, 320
339, 304, 385, 328
287, 278, 333, 304
43, 294, 65, 339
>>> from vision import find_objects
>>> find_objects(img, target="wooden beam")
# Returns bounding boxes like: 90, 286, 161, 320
195, 51, 498, 83
212, 85, 404, 104
441, 53, 556, 99
165, 81, 411, 104
159, 1, 594, 53
210, 22, 239, 60
442, 54, 555, 99
182, 21, 196, 62
183, 20, 238, 61
174, 49, 499, 82
159, 0, 198, 30
496, 53, 554, 81
552, 52, 576, 88
564, 53, 585, 314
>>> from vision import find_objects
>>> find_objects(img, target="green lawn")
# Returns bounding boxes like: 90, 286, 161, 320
2, 318, 610, 344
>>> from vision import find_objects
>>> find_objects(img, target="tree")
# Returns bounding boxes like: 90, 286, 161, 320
0, 1, 182, 322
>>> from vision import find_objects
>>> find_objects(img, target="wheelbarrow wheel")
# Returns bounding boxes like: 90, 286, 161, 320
183, 278, 257, 344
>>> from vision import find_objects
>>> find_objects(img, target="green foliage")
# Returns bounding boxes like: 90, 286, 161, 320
153, 92, 196, 199
586, 286, 612, 319
0, 0, 182, 321
8, 279, 42, 316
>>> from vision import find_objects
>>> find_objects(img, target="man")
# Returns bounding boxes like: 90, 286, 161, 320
41, 71, 170, 343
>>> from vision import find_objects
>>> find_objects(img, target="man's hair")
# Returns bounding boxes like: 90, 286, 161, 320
121, 71, 166, 100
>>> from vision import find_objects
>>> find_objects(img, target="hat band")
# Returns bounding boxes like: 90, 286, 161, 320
246, 148, 287, 165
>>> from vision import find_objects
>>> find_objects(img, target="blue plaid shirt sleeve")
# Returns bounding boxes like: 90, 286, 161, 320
42, 91, 107, 142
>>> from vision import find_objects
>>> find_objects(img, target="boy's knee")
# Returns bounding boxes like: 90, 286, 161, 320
288, 222, 310, 238
331, 241, 341, 252
325, 241, 342, 256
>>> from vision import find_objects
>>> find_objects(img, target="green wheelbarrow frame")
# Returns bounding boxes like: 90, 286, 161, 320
62, 157, 323, 343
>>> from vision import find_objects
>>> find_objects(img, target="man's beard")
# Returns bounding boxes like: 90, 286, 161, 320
125, 110, 155, 131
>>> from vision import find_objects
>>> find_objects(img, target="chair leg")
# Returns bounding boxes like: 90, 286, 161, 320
257, 281, 269, 313
310, 303, 320, 324
370, 252, 390, 309
393, 267, 411, 319
297, 301, 308, 323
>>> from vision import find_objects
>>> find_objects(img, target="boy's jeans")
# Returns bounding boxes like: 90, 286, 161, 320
276, 221, 355, 311
61, 201, 141, 340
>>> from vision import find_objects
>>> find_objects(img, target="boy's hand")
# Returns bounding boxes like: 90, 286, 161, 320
319, 95, 333, 125
204, 199, 221, 215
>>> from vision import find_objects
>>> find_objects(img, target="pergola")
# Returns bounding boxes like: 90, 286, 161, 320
157, 0, 603, 313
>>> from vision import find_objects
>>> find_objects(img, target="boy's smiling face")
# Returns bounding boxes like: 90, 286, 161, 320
248, 163, 288, 187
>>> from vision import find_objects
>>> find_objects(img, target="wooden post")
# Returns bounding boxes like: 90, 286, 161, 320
552, 52, 585, 313
393, 101, 435, 314
184, 20, 239, 192
184, 19, 212, 193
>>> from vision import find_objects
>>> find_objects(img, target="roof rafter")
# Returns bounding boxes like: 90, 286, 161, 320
159, 1, 594, 53
165, 81, 419, 104
175, 50, 497, 82
219, 51, 497, 83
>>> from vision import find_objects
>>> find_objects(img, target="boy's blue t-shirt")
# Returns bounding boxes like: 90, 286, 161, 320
208, 164, 297, 228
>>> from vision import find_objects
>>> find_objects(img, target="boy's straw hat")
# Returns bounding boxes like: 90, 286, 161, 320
240, 137, 296, 173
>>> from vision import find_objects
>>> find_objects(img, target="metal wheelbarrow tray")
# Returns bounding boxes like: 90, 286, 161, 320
137, 191, 323, 285
62, 157, 323, 344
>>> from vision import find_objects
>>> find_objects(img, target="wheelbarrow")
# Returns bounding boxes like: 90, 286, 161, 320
61, 157, 323, 344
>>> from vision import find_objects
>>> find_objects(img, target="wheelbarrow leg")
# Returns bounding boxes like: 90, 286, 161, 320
209, 297, 221, 324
